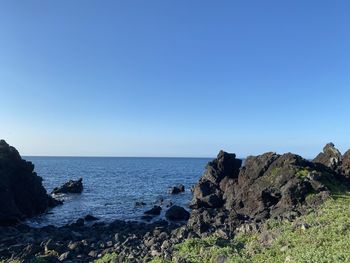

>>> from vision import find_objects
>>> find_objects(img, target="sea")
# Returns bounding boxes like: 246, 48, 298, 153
24, 157, 211, 227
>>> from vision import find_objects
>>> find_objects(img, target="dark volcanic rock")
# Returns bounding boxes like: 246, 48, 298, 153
165, 206, 190, 221
84, 214, 99, 221
51, 178, 83, 194
227, 152, 330, 221
188, 148, 342, 235
190, 150, 242, 209
168, 184, 185, 194
341, 149, 350, 178
313, 143, 342, 170
144, 206, 162, 215
0, 140, 60, 226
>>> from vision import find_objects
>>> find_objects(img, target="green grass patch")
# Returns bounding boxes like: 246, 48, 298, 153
164, 191, 350, 263
296, 168, 310, 178
94, 253, 119, 263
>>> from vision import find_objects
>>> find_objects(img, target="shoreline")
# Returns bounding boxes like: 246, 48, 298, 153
1, 140, 350, 262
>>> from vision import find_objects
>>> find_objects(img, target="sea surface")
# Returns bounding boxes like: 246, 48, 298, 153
24, 157, 211, 227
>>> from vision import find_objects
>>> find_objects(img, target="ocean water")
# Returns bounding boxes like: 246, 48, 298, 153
25, 157, 211, 227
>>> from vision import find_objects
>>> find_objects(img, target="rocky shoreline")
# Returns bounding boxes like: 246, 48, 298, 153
1, 140, 350, 262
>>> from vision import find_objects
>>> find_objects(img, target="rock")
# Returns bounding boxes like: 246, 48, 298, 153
215, 254, 228, 263
58, 251, 71, 261
135, 201, 146, 207
341, 149, 350, 178
165, 206, 190, 221
0, 140, 61, 226
74, 218, 85, 227
51, 178, 83, 194
141, 215, 153, 221
144, 206, 162, 215
88, 250, 98, 258
84, 214, 99, 221
313, 143, 342, 170
190, 150, 242, 209
168, 184, 185, 194
187, 148, 344, 235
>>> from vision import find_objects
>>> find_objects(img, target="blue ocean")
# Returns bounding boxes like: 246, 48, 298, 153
24, 157, 211, 227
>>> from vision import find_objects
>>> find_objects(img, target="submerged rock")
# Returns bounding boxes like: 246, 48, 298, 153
0, 140, 60, 226
51, 178, 83, 194
144, 206, 162, 215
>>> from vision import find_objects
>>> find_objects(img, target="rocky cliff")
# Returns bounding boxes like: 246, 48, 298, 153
0, 140, 60, 225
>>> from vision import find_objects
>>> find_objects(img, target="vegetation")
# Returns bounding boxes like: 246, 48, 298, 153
97, 189, 350, 263
94, 253, 119, 263
169, 192, 350, 263
296, 168, 310, 178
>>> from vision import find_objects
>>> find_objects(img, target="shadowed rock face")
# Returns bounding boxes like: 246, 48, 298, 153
0, 140, 60, 226
190, 150, 242, 209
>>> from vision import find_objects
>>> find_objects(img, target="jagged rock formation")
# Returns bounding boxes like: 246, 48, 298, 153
0, 140, 60, 226
313, 143, 342, 170
190, 150, 242, 209
52, 178, 83, 194
341, 149, 350, 178
188, 146, 347, 236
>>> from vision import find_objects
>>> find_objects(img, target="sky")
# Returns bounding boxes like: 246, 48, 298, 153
0, 0, 350, 158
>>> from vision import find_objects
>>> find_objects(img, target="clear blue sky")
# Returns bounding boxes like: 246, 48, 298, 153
1, 1, 350, 157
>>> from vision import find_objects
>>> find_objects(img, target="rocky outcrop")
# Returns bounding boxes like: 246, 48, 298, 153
190, 150, 242, 209
341, 149, 350, 178
313, 143, 342, 170
188, 148, 343, 236
0, 140, 60, 226
51, 178, 83, 194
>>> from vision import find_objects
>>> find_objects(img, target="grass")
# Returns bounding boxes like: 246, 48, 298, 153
100, 192, 350, 262
93, 252, 119, 263
165, 191, 350, 263
296, 168, 310, 178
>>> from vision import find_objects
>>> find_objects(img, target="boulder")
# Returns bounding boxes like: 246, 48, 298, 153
0, 140, 60, 226
313, 143, 342, 170
165, 206, 190, 221
51, 178, 83, 194
168, 184, 185, 194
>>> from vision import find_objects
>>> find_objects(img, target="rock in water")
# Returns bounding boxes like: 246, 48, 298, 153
168, 184, 185, 194
0, 140, 60, 226
313, 143, 342, 170
52, 178, 83, 194
165, 205, 190, 221
144, 206, 162, 215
